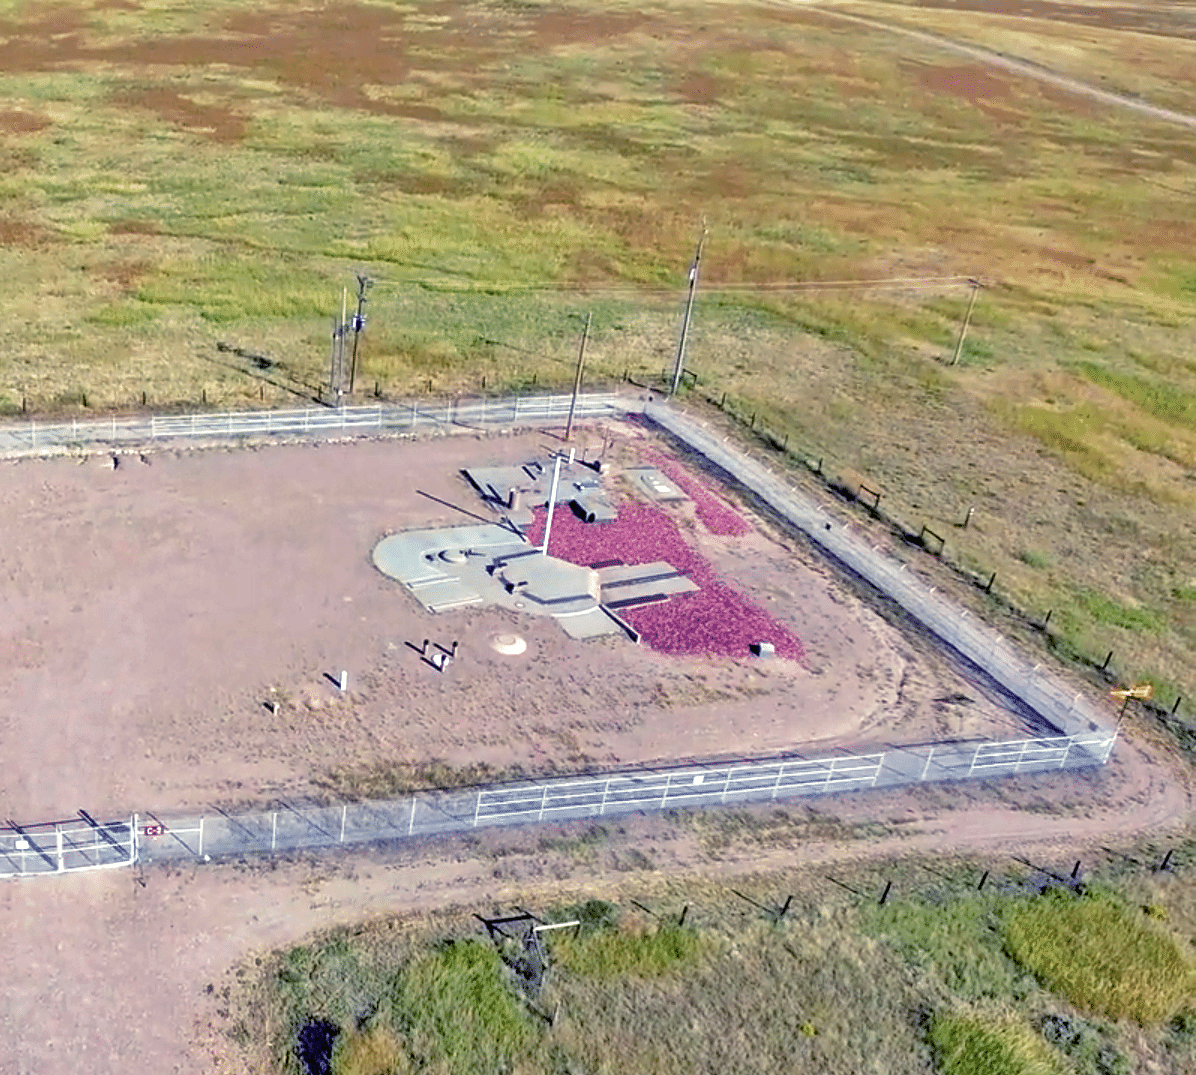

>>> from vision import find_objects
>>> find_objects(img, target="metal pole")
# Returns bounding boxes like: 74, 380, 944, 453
340, 805, 347, 843
661, 772, 673, 807
538, 785, 549, 822
920, 746, 935, 782
599, 778, 611, 816
541, 456, 562, 557
565, 311, 591, 441
197, 817, 204, 858
950, 280, 980, 366
349, 274, 371, 394
409, 795, 417, 835
670, 226, 707, 395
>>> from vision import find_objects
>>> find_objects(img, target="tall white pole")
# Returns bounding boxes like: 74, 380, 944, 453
541, 456, 562, 557
670, 226, 707, 396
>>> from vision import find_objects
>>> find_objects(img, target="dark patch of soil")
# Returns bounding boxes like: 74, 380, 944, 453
0, 109, 50, 134
110, 86, 247, 143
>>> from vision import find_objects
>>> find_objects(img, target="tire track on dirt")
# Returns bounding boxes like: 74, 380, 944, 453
802, 3, 1196, 131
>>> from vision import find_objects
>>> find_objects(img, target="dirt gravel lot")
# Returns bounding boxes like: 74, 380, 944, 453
0, 421, 1026, 821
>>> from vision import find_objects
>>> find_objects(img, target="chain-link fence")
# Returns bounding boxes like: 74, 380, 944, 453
115, 730, 1115, 870
0, 392, 624, 457
644, 403, 1113, 741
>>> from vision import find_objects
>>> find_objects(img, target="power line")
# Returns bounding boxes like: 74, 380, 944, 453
358, 275, 981, 296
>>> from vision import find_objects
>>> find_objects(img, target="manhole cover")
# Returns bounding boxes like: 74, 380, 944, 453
491, 633, 527, 655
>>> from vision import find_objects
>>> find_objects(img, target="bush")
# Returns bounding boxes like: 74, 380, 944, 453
1004, 891, 1196, 1024
930, 1014, 1061, 1075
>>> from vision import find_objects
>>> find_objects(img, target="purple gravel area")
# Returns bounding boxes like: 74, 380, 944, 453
529, 502, 803, 660
643, 451, 752, 537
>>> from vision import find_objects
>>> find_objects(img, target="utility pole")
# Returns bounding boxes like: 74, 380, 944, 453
349, 274, 373, 395
950, 279, 981, 366
564, 311, 592, 442
670, 224, 707, 396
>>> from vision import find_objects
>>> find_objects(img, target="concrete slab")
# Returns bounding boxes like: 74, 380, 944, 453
627, 465, 689, 503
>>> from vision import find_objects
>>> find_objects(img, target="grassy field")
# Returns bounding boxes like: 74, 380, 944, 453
0, 0, 1193, 714
228, 830, 1196, 1075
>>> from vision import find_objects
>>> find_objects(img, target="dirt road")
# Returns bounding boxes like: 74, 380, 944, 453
806, 3, 1196, 131
0, 716, 1188, 1075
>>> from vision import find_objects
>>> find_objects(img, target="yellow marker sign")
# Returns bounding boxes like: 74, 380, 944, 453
1110, 683, 1154, 701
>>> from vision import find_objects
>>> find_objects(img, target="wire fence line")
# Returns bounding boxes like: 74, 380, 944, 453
0, 729, 1113, 877
0, 392, 625, 457
643, 402, 1115, 742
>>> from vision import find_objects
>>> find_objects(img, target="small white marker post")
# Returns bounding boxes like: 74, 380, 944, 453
541, 455, 562, 557
339, 670, 348, 692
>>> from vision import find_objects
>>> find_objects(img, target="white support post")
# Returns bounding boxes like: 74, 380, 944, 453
411, 400, 417, 428
538, 785, 550, 822
920, 747, 935, 782
772, 763, 786, 800
190, 414, 196, 436
541, 456, 562, 557
1014, 739, 1029, 773
197, 816, 204, 858
408, 795, 417, 836
599, 778, 611, 816
474, 791, 484, 828
661, 773, 673, 808
823, 761, 835, 793
967, 744, 982, 778
871, 754, 884, 786
721, 767, 734, 803
1101, 730, 1118, 764
56, 826, 64, 873
1057, 737, 1073, 769
271, 812, 277, 852
340, 805, 347, 843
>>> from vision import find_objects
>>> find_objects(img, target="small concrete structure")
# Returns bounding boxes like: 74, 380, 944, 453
464, 456, 618, 528
374, 453, 697, 643
627, 465, 689, 503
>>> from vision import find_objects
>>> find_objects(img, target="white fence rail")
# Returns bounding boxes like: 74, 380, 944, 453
0, 729, 1116, 877
0, 393, 625, 456
0, 816, 136, 877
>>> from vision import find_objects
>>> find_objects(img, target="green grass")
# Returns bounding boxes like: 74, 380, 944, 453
930, 1014, 1063, 1075
550, 921, 705, 980
393, 940, 537, 1074
235, 837, 1196, 1075
1004, 890, 1196, 1025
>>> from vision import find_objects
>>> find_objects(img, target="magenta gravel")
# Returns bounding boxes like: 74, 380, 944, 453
528, 502, 803, 660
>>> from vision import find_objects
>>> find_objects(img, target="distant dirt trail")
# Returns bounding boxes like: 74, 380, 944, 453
804, 3, 1196, 131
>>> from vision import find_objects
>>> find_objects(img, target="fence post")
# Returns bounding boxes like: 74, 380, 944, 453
871, 754, 884, 786
661, 772, 673, 808
1057, 737, 1073, 769
771, 763, 787, 800
56, 826, 64, 873
197, 816, 204, 858
1014, 738, 1030, 773
599, 778, 611, 816
967, 743, 982, 778
409, 795, 417, 836
721, 767, 734, 803
538, 784, 550, 822
474, 791, 485, 827
340, 805, 347, 843
920, 747, 935, 782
